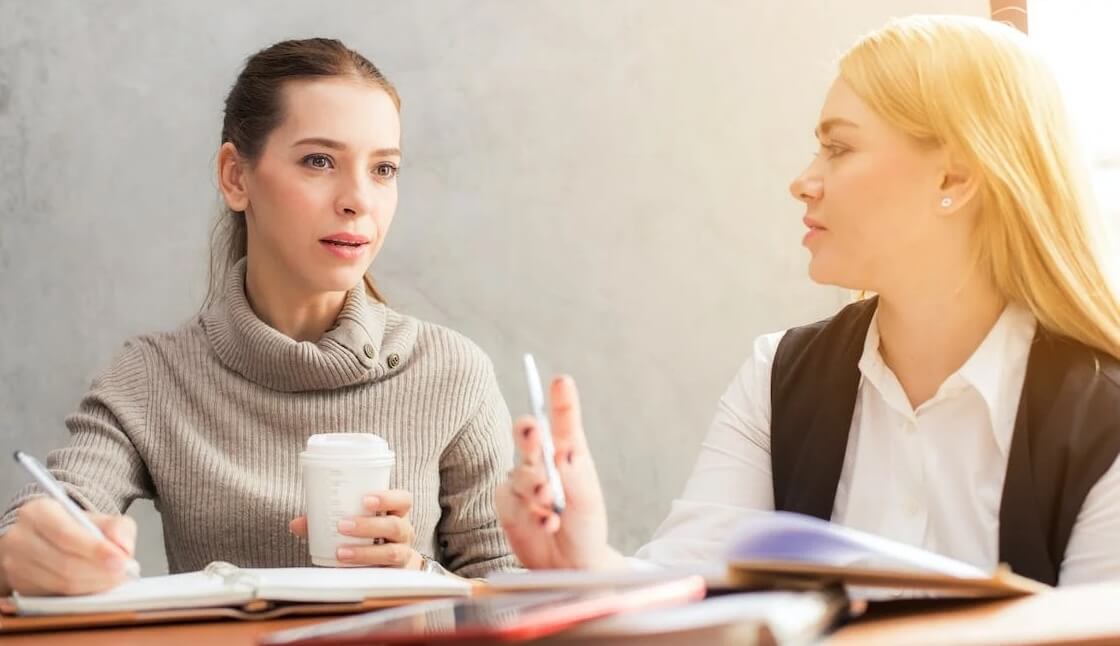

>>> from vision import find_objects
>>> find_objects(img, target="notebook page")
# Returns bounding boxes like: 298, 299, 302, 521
486, 564, 730, 591
249, 567, 471, 602
13, 571, 252, 615
726, 511, 988, 578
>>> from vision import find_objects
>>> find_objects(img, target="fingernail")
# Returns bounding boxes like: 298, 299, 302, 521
338, 519, 356, 533
364, 496, 380, 509
337, 547, 354, 560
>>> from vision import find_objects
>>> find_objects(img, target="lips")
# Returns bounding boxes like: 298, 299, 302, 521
802, 216, 827, 232
320, 232, 370, 247
319, 232, 371, 260
802, 216, 826, 248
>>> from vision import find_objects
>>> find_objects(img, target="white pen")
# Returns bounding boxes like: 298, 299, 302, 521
522, 353, 567, 515
12, 451, 141, 579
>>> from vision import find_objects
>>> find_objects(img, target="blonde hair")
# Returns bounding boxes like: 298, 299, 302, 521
839, 15, 1120, 359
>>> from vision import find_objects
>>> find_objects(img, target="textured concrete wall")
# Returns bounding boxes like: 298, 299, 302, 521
0, 0, 987, 574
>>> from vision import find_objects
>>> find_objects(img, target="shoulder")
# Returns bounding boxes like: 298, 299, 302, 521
383, 306, 498, 396
730, 298, 876, 388
1033, 328, 1120, 402
116, 317, 210, 373
718, 330, 787, 421
80, 318, 205, 400
778, 297, 877, 350
415, 319, 493, 371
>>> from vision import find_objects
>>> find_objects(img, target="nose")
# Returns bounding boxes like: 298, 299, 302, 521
789, 163, 823, 205
336, 173, 376, 218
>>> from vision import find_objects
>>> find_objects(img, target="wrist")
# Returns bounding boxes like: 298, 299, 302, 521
587, 545, 628, 571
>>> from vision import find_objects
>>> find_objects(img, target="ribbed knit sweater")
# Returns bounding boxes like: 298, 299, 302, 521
0, 260, 518, 577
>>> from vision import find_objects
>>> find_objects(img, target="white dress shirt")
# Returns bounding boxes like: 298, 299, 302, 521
634, 303, 1120, 584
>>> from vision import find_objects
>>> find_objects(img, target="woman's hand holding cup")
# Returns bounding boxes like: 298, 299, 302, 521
289, 489, 421, 569
292, 433, 422, 568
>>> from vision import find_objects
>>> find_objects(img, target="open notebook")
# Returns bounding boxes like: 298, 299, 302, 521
726, 512, 1047, 598
1, 561, 471, 632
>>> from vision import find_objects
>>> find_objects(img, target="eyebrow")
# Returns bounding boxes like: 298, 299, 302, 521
814, 118, 859, 139
292, 137, 401, 157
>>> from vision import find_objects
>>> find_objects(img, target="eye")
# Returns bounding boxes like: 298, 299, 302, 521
302, 154, 334, 170
818, 143, 849, 159
374, 162, 399, 180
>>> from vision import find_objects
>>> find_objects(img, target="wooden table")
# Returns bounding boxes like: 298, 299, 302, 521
826, 583, 1120, 646
1, 617, 325, 645
5, 584, 1120, 645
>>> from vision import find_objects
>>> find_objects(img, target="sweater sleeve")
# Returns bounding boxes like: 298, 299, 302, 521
435, 363, 521, 577
0, 342, 155, 535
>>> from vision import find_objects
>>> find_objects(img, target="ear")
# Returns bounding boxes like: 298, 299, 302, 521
217, 142, 251, 213
936, 150, 980, 214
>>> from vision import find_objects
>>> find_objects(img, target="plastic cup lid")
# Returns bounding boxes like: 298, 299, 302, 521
302, 433, 394, 459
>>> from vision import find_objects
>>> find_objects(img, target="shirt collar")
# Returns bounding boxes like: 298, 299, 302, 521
857, 300, 1037, 456
956, 301, 1036, 456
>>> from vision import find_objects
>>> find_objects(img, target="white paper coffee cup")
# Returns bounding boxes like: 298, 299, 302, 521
300, 433, 395, 567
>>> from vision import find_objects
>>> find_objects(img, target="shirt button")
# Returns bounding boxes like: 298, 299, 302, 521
387, 353, 400, 369
363, 343, 375, 358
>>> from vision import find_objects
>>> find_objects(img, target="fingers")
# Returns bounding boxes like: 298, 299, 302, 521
550, 375, 588, 457
337, 515, 414, 545
21, 499, 117, 563
513, 415, 542, 465
335, 542, 415, 568
363, 490, 412, 517
3, 500, 133, 595
507, 465, 554, 514
293, 490, 414, 558
495, 480, 561, 539
92, 513, 137, 556
24, 536, 127, 594
288, 516, 308, 538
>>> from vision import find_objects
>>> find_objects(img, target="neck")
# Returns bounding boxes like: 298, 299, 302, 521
243, 256, 347, 343
875, 274, 1005, 408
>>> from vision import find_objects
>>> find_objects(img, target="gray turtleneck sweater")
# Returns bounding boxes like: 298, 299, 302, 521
0, 261, 519, 577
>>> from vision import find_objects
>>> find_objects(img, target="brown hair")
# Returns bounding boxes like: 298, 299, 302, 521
205, 37, 400, 308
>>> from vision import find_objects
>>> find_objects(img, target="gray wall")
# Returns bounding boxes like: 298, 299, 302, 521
0, 0, 987, 574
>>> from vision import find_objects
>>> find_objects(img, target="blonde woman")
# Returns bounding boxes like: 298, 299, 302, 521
496, 15, 1120, 586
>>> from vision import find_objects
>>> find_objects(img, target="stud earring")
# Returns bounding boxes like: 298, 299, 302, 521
940, 197, 953, 208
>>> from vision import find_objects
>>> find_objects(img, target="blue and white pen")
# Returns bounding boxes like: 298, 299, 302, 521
12, 451, 141, 579
522, 353, 567, 515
